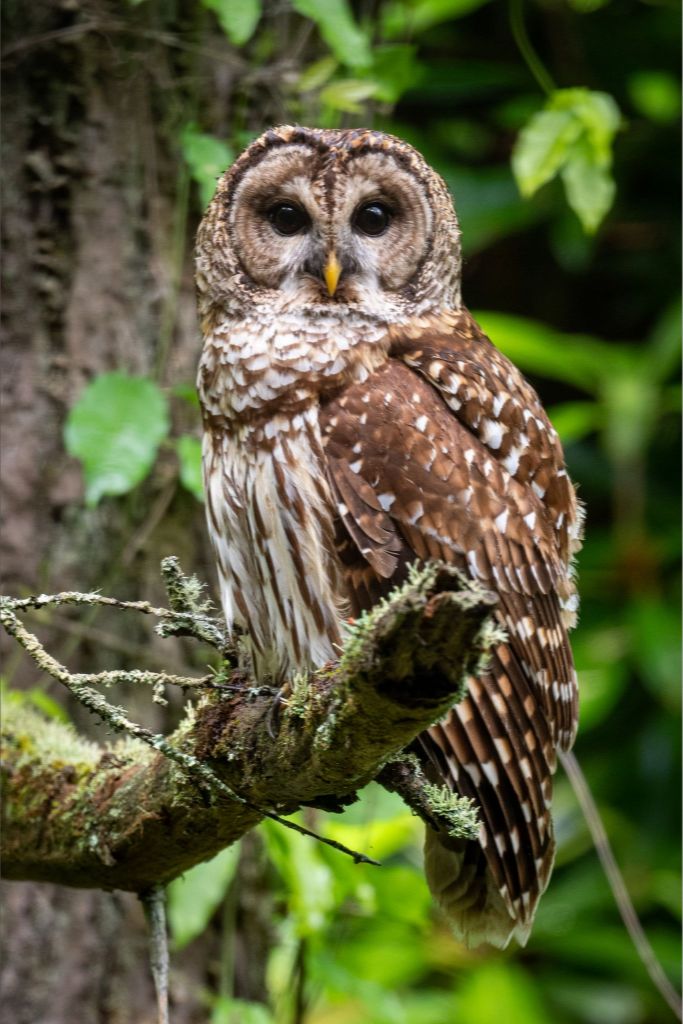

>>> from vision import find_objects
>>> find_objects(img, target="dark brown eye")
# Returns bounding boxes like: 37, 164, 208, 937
267, 202, 309, 236
353, 201, 392, 236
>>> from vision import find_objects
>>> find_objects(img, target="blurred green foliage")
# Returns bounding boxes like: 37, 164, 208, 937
65, 372, 199, 505
64, 372, 170, 506
181, 125, 235, 208
201, 0, 263, 46
169, 845, 242, 949
61, 1, 680, 1022
511, 88, 621, 232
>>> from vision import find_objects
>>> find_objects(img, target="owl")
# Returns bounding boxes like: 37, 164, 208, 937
195, 126, 583, 949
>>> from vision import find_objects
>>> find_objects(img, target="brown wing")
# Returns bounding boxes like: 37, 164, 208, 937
320, 324, 581, 947
389, 308, 583, 577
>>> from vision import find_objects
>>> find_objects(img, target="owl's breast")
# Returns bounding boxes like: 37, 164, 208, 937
198, 311, 391, 428
202, 404, 349, 681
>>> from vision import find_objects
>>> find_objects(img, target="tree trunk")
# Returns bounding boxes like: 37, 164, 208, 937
1, 2, 248, 1019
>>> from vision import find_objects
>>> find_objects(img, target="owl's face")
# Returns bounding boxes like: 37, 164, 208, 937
196, 127, 463, 323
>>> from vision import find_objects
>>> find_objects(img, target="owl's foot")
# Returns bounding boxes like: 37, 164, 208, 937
265, 681, 292, 739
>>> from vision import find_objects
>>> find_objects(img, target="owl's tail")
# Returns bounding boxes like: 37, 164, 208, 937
423, 827, 550, 948
417, 642, 560, 948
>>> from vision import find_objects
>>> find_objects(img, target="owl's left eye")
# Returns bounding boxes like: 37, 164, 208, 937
353, 201, 392, 236
267, 202, 310, 236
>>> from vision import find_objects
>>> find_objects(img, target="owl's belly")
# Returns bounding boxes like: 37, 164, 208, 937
203, 407, 347, 682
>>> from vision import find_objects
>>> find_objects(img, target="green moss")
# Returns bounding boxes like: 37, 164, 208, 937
312, 701, 341, 751
171, 701, 198, 749
339, 562, 443, 672
471, 617, 508, 676
422, 781, 480, 840
286, 671, 311, 719
1, 700, 152, 775
161, 555, 214, 616
2, 702, 100, 770
383, 750, 422, 772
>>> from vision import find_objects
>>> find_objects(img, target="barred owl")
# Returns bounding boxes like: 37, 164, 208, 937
196, 126, 583, 948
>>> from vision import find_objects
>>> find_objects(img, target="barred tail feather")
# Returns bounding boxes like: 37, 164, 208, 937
424, 828, 549, 949
419, 642, 561, 947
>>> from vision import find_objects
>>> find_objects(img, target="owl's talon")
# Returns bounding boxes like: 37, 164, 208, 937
265, 684, 290, 739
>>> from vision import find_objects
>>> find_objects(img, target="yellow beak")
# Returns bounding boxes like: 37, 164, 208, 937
323, 251, 341, 297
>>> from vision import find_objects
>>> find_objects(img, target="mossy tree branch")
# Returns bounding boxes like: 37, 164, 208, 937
1, 560, 498, 893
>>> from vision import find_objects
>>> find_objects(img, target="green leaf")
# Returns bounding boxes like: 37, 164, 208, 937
331, 781, 407, 824
171, 382, 201, 408
323, 812, 421, 861
551, 88, 621, 163
472, 311, 622, 393
546, 401, 601, 444
180, 124, 234, 209
64, 373, 169, 506
644, 300, 682, 383
534, 858, 631, 936
200, 0, 261, 46
369, 865, 431, 925
601, 371, 658, 464
549, 976, 646, 1024
292, 0, 372, 69
305, 946, 411, 1022
168, 844, 240, 949
512, 108, 583, 197
629, 599, 681, 710
320, 79, 379, 113
561, 139, 616, 233
573, 626, 629, 730
513, 88, 621, 232
567, 0, 612, 9
3, 684, 70, 723
381, 0, 492, 39
176, 436, 204, 502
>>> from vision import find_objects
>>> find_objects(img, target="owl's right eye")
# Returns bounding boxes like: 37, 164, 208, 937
267, 202, 310, 236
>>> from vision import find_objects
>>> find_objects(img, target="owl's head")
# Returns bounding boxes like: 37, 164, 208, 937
196, 126, 462, 324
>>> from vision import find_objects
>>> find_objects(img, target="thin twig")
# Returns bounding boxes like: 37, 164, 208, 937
5, 591, 172, 615
3, 588, 228, 652
508, 0, 555, 95
141, 884, 170, 1024
560, 750, 682, 1021
72, 669, 215, 690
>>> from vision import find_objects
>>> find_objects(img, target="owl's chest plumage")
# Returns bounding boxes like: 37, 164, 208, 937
198, 311, 391, 680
